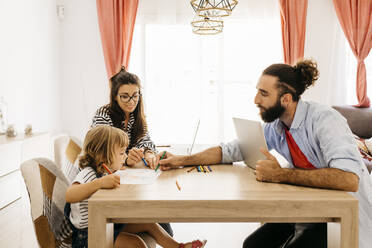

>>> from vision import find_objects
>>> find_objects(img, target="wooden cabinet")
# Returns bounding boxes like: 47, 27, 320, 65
0, 133, 51, 209
0, 170, 22, 209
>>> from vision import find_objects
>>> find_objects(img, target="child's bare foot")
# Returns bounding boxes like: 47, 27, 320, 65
179, 239, 207, 248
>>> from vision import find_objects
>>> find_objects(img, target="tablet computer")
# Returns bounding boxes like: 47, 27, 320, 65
232, 117, 268, 169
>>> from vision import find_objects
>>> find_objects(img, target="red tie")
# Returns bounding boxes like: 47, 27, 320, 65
284, 128, 316, 169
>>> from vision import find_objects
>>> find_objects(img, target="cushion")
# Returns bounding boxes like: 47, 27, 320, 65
362, 158, 372, 174
365, 138, 372, 152
354, 136, 372, 173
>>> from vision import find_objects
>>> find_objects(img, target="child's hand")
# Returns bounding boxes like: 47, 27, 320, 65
97, 174, 120, 189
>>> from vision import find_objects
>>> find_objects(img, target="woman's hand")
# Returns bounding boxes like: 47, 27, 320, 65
127, 148, 145, 166
96, 174, 120, 189
144, 151, 157, 169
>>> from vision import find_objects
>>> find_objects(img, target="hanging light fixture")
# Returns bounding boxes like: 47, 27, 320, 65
190, 0, 238, 18
191, 15, 223, 35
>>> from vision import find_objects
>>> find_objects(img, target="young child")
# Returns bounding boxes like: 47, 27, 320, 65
65, 125, 207, 248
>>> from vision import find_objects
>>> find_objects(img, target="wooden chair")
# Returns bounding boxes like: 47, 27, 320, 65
21, 158, 73, 248
53, 136, 158, 247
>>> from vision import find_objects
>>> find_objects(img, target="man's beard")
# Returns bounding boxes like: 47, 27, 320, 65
258, 98, 286, 123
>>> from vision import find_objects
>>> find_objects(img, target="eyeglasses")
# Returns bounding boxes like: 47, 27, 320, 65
119, 93, 141, 103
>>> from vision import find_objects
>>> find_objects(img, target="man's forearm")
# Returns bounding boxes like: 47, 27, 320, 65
183, 146, 222, 166
278, 168, 359, 192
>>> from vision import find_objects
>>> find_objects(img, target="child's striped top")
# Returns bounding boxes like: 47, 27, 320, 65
69, 167, 97, 229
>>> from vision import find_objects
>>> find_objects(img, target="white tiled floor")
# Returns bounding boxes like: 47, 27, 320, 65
0, 198, 39, 248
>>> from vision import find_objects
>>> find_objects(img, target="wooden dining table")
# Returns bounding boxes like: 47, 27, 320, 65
88, 164, 358, 248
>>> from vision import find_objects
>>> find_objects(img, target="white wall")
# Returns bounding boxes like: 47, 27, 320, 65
0, 0, 62, 134
60, 0, 108, 140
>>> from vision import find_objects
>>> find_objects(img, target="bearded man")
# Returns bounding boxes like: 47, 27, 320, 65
157, 59, 372, 248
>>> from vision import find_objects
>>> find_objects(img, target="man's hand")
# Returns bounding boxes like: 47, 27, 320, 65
156, 151, 186, 170
255, 148, 283, 183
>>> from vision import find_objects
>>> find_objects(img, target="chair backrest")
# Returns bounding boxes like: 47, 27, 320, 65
21, 158, 72, 248
54, 136, 82, 183
53, 135, 70, 170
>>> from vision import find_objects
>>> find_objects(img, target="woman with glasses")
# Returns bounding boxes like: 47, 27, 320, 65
92, 67, 159, 169
91, 68, 174, 240
92, 67, 174, 239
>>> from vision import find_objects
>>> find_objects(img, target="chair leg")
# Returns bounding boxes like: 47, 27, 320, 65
327, 223, 340, 248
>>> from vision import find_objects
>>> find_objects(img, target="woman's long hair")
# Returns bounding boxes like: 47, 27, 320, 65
109, 67, 148, 145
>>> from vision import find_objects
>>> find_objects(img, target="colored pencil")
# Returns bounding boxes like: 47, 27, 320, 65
197, 166, 201, 172
101, 163, 112, 174
200, 165, 204, 173
155, 151, 166, 172
207, 165, 213, 172
141, 158, 149, 167
176, 180, 181, 191
187, 166, 197, 172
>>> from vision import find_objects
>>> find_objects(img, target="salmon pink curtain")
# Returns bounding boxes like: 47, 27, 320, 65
279, 0, 308, 65
96, 0, 139, 79
333, 0, 372, 108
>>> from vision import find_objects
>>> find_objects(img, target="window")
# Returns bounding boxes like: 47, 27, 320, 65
130, 3, 281, 145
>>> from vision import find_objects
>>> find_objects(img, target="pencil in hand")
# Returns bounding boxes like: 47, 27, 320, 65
101, 163, 112, 174
141, 158, 149, 168
155, 151, 166, 172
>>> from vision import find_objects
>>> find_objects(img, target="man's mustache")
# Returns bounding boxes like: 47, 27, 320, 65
257, 105, 265, 110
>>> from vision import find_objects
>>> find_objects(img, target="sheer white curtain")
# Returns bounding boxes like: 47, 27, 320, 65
130, 0, 282, 145
301, 0, 347, 106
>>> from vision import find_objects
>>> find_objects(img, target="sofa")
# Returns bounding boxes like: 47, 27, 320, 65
333, 105, 372, 173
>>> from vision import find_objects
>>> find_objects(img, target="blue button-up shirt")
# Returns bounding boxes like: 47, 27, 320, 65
220, 100, 372, 248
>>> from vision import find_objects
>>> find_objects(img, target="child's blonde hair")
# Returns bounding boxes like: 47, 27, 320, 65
79, 125, 128, 175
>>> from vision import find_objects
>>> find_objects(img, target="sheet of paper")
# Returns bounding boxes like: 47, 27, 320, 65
115, 168, 161, 184
269, 149, 290, 168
